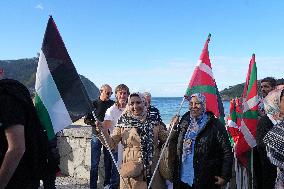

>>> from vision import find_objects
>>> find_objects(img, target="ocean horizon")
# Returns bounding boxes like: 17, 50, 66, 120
151, 97, 230, 124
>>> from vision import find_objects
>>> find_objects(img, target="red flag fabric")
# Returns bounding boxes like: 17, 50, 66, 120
235, 54, 258, 167
0, 68, 4, 78
185, 34, 225, 123
227, 98, 239, 143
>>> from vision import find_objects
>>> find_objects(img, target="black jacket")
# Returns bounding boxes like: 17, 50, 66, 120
255, 115, 277, 189
170, 111, 233, 189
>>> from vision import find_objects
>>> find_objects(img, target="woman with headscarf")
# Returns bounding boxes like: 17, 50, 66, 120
169, 93, 233, 189
260, 88, 284, 188
256, 88, 284, 189
95, 92, 168, 189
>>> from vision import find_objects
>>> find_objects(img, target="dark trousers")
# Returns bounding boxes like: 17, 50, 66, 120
5, 179, 39, 189
42, 173, 56, 189
90, 135, 119, 189
180, 181, 194, 189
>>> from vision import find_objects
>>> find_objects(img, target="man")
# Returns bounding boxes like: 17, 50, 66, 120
143, 92, 166, 128
276, 78, 284, 89
102, 84, 130, 189
85, 84, 115, 189
260, 77, 277, 98
255, 77, 277, 189
0, 79, 42, 189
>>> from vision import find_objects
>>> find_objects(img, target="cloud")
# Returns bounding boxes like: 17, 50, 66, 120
35, 4, 44, 10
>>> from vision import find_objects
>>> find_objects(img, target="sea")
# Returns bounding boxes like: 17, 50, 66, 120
151, 97, 230, 124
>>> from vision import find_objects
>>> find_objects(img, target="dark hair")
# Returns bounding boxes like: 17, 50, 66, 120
261, 77, 277, 88
277, 78, 284, 86
129, 93, 140, 98
115, 84, 130, 95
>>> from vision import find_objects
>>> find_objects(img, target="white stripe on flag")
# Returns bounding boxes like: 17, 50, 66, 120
35, 51, 72, 133
197, 60, 214, 78
239, 119, 256, 148
243, 96, 259, 113
228, 120, 238, 129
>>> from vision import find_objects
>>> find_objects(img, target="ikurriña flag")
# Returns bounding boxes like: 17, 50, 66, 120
227, 98, 240, 144
35, 16, 92, 140
185, 34, 225, 123
235, 54, 258, 167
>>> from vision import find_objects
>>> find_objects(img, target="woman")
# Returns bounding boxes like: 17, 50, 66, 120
261, 88, 284, 188
96, 92, 168, 189
169, 93, 233, 189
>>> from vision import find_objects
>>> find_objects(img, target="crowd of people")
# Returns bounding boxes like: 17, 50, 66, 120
1, 77, 284, 189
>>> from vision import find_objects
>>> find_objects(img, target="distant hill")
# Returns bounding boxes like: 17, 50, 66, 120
0, 58, 99, 100
220, 79, 283, 100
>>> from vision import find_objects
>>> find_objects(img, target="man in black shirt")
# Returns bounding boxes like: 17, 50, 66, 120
254, 77, 277, 189
143, 92, 166, 128
0, 79, 39, 189
85, 84, 114, 189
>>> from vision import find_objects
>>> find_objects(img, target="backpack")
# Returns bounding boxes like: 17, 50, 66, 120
0, 79, 49, 179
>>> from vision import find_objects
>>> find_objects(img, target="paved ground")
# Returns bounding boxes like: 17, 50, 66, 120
39, 176, 90, 189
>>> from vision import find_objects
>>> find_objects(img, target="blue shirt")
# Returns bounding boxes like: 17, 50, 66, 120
180, 113, 208, 186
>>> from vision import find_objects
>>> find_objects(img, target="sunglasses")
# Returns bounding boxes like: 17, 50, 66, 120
106, 91, 113, 96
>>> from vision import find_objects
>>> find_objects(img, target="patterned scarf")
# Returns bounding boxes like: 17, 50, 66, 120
182, 93, 207, 161
116, 92, 157, 167
264, 87, 284, 124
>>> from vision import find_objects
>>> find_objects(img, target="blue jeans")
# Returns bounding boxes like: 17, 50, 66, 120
90, 136, 119, 189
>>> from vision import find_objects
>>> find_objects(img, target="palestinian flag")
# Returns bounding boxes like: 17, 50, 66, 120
185, 34, 225, 123
35, 16, 92, 140
235, 54, 258, 167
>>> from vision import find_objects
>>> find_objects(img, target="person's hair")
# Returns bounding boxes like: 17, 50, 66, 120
277, 78, 284, 86
115, 84, 130, 95
143, 92, 151, 98
114, 84, 130, 106
100, 84, 111, 91
130, 93, 140, 99
261, 77, 277, 88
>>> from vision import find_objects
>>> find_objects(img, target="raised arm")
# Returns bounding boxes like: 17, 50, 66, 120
96, 122, 122, 150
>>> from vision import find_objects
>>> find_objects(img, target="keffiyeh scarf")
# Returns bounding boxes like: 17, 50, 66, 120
116, 92, 157, 168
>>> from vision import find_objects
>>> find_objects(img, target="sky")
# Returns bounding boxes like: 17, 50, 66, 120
0, 0, 284, 97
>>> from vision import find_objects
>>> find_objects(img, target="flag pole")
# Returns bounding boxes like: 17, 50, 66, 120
91, 112, 129, 189
147, 97, 186, 189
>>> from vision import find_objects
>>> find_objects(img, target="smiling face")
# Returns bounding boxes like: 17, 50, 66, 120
116, 89, 129, 107
129, 95, 144, 116
189, 96, 203, 118
100, 86, 113, 101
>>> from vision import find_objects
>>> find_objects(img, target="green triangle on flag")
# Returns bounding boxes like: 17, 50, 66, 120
35, 16, 92, 140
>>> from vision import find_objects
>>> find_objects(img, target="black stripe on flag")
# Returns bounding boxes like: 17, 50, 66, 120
41, 16, 92, 121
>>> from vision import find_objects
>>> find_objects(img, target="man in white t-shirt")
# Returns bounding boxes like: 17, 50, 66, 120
103, 84, 130, 189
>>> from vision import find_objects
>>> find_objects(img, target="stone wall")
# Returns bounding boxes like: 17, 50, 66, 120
57, 124, 105, 188
57, 125, 92, 179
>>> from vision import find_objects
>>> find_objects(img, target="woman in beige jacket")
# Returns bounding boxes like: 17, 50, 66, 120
96, 92, 168, 189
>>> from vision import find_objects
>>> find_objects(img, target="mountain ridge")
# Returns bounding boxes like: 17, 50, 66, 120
0, 57, 99, 100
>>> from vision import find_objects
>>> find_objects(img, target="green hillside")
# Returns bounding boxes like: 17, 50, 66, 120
220, 79, 283, 100
0, 58, 99, 100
